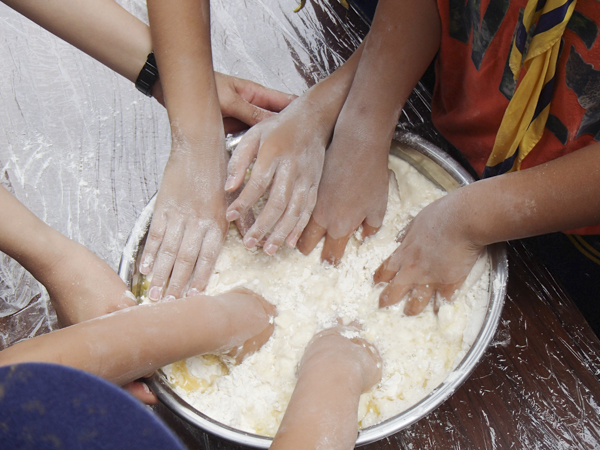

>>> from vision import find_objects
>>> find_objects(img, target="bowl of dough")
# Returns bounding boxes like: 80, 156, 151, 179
119, 131, 507, 448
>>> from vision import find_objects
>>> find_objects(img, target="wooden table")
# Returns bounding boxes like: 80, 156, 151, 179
1, 0, 599, 448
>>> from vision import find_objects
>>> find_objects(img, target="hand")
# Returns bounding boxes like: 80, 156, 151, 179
224, 96, 331, 255
296, 124, 390, 265
373, 192, 484, 315
33, 235, 136, 327
139, 133, 229, 302
215, 73, 296, 134
151, 74, 295, 134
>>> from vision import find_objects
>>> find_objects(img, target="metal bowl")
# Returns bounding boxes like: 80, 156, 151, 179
118, 131, 508, 448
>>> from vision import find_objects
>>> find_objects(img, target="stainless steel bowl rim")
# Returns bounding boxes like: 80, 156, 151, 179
118, 131, 508, 448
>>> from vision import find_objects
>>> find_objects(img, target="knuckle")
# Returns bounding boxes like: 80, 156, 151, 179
159, 246, 178, 261
176, 251, 198, 269
267, 196, 287, 214
197, 252, 216, 268
248, 175, 270, 193
146, 227, 164, 244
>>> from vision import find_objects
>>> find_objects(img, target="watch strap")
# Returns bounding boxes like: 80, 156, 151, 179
135, 52, 159, 97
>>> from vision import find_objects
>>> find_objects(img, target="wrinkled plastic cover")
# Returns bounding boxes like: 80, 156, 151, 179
3, 1, 600, 448
0, 0, 370, 344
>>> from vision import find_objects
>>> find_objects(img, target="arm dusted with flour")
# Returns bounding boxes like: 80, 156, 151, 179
0, 288, 275, 386
297, 0, 441, 264
377, 141, 600, 314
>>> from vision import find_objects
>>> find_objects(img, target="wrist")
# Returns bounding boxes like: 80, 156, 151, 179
442, 186, 495, 249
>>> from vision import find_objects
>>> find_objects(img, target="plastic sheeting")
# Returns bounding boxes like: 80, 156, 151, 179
0, 0, 368, 346
3, 1, 600, 449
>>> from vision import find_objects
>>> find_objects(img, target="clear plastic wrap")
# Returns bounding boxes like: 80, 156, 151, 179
1, 0, 599, 448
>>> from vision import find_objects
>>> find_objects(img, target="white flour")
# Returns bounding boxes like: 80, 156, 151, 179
142, 154, 490, 437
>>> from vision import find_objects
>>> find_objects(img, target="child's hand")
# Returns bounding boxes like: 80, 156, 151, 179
221, 287, 277, 364
214, 73, 297, 134
296, 122, 390, 265
224, 96, 331, 255
39, 238, 136, 327
374, 193, 484, 315
139, 134, 229, 302
151, 74, 296, 134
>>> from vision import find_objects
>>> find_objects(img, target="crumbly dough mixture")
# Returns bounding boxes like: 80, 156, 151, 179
141, 154, 490, 437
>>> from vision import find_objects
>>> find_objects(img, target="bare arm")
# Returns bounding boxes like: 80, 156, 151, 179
0, 185, 135, 325
451, 143, 600, 244
1, 0, 151, 83
0, 289, 273, 386
225, 40, 366, 253
0, 0, 294, 119
377, 141, 600, 313
297, 0, 441, 263
138, 0, 230, 301
271, 326, 381, 449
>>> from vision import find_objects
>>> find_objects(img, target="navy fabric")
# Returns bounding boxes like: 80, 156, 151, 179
349, 0, 378, 22
0, 363, 186, 450
522, 232, 600, 337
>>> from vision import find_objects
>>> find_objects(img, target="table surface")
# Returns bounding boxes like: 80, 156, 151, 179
1, 1, 599, 449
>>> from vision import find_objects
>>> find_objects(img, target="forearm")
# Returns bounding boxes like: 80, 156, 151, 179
299, 39, 366, 129
272, 361, 362, 449
450, 142, 600, 246
337, 0, 441, 150
0, 186, 70, 281
2, 0, 152, 83
0, 293, 267, 386
147, 0, 221, 140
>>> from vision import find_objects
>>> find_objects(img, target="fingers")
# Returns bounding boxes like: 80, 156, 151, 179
234, 206, 255, 237
234, 77, 296, 114
187, 228, 225, 295
227, 93, 273, 128
361, 222, 380, 240
321, 233, 352, 266
379, 282, 412, 308
163, 228, 206, 301
242, 167, 294, 249
225, 184, 256, 236
285, 188, 317, 248
261, 183, 317, 255
139, 215, 166, 276
373, 249, 402, 284
145, 221, 185, 302
226, 156, 276, 232
225, 131, 261, 194
122, 381, 158, 405
296, 216, 327, 256
403, 284, 435, 316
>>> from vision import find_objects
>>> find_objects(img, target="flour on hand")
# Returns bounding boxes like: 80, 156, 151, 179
139, 152, 490, 437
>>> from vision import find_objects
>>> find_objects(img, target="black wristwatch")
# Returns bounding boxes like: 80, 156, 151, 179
135, 52, 159, 97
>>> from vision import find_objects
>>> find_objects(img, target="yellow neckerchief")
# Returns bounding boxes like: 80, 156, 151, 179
483, 0, 577, 178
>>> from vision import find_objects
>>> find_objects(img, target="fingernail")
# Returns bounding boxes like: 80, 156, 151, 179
164, 295, 176, 302
142, 382, 151, 394
264, 243, 277, 255
224, 176, 236, 191
286, 233, 299, 248
186, 288, 201, 297
148, 286, 162, 302
244, 237, 257, 249
226, 210, 240, 221
379, 285, 394, 308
